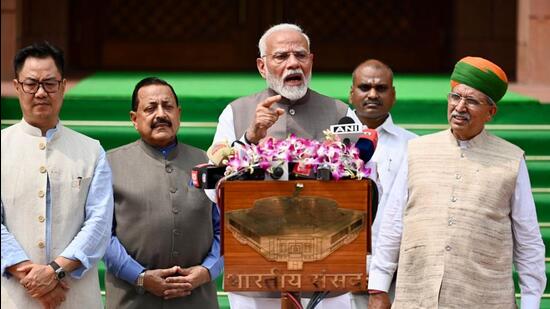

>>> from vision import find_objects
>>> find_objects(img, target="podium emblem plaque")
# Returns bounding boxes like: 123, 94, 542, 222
221, 180, 372, 292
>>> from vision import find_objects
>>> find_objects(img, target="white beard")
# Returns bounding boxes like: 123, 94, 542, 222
266, 69, 311, 101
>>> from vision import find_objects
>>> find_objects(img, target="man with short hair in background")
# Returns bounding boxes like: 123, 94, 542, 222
348, 59, 416, 309
1, 41, 113, 309
103, 77, 221, 309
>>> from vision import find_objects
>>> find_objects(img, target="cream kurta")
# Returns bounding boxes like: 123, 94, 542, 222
1, 120, 103, 309
394, 129, 523, 308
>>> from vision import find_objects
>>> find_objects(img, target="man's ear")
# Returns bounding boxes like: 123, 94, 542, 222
60, 78, 67, 98
257, 58, 267, 79
13, 79, 21, 95
486, 104, 497, 122
130, 111, 138, 129
389, 86, 396, 108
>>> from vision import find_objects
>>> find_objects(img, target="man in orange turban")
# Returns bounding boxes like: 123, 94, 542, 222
367, 57, 546, 309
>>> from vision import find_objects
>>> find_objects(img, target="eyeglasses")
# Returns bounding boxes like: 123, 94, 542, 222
17, 79, 62, 94
263, 51, 311, 64
448, 92, 490, 108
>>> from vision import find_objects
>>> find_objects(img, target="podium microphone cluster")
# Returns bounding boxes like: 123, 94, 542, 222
330, 116, 378, 163
191, 142, 234, 189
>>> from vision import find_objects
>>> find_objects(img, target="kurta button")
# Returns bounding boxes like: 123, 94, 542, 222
289, 108, 296, 116
39, 166, 47, 173
172, 207, 179, 214
460, 153, 465, 158
38, 241, 45, 249
448, 217, 454, 225
173, 229, 180, 236
38, 215, 45, 223
451, 196, 457, 202
172, 251, 179, 257
170, 187, 177, 193
38, 190, 45, 198
445, 245, 451, 251
166, 166, 173, 173
455, 174, 461, 180
39, 142, 46, 150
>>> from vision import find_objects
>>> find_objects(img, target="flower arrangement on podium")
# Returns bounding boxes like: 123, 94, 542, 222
224, 131, 372, 180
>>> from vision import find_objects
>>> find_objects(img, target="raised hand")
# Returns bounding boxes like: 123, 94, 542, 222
245, 95, 285, 144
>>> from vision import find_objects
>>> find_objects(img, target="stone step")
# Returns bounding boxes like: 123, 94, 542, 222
535, 193, 550, 222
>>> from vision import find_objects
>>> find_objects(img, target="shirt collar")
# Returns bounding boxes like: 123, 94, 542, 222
20, 118, 60, 141
448, 128, 488, 149
361, 113, 400, 137
158, 142, 178, 159
139, 139, 178, 160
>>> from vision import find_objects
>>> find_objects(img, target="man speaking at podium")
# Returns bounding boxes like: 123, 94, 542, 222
212, 23, 358, 147
368, 57, 546, 309
211, 23, 359, 308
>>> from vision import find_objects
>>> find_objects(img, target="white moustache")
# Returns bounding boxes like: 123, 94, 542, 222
451, 112, 471, 120
283, 69, 304, 79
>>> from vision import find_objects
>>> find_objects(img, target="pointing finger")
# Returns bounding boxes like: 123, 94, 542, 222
260, 95, 282, 108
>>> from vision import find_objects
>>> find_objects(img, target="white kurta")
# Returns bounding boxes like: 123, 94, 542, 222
351, 114, 416, 309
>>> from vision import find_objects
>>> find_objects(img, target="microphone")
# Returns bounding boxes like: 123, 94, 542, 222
207, 141, 234, 166
338, 116, 355, 125
330, 116, 363, 146
191, 163, 226, 189
195, 140, 240, 189
289, 162, 316, 179
316, 163, 331, 181
355, 129, 378, 163
266, 163, 289, 181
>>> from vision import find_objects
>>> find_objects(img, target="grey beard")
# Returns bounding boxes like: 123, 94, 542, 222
266, 70, 311, 101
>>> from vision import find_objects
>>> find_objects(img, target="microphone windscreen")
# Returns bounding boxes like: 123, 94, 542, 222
207, 141, 234, 166
338, 116, 356, 125
356, 129, 378, 163
191, 163, 226, 189
361, 129, 378, 148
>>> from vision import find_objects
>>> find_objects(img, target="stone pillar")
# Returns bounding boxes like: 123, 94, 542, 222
517, 0, 550, 85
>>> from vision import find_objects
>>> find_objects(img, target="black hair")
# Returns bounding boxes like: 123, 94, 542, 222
14, 41, 65, 78
131, 77, 179, 111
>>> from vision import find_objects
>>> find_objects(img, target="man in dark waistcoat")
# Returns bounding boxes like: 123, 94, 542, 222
211, 23, 359, 147
103, 77, 221, 309
210, 23, 358, 309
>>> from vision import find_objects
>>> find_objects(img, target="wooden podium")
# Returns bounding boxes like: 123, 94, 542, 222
220, 179, 373, 305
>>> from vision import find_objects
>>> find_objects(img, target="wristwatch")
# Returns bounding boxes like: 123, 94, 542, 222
135, 271, 146, 295
48, 261, 66, 281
